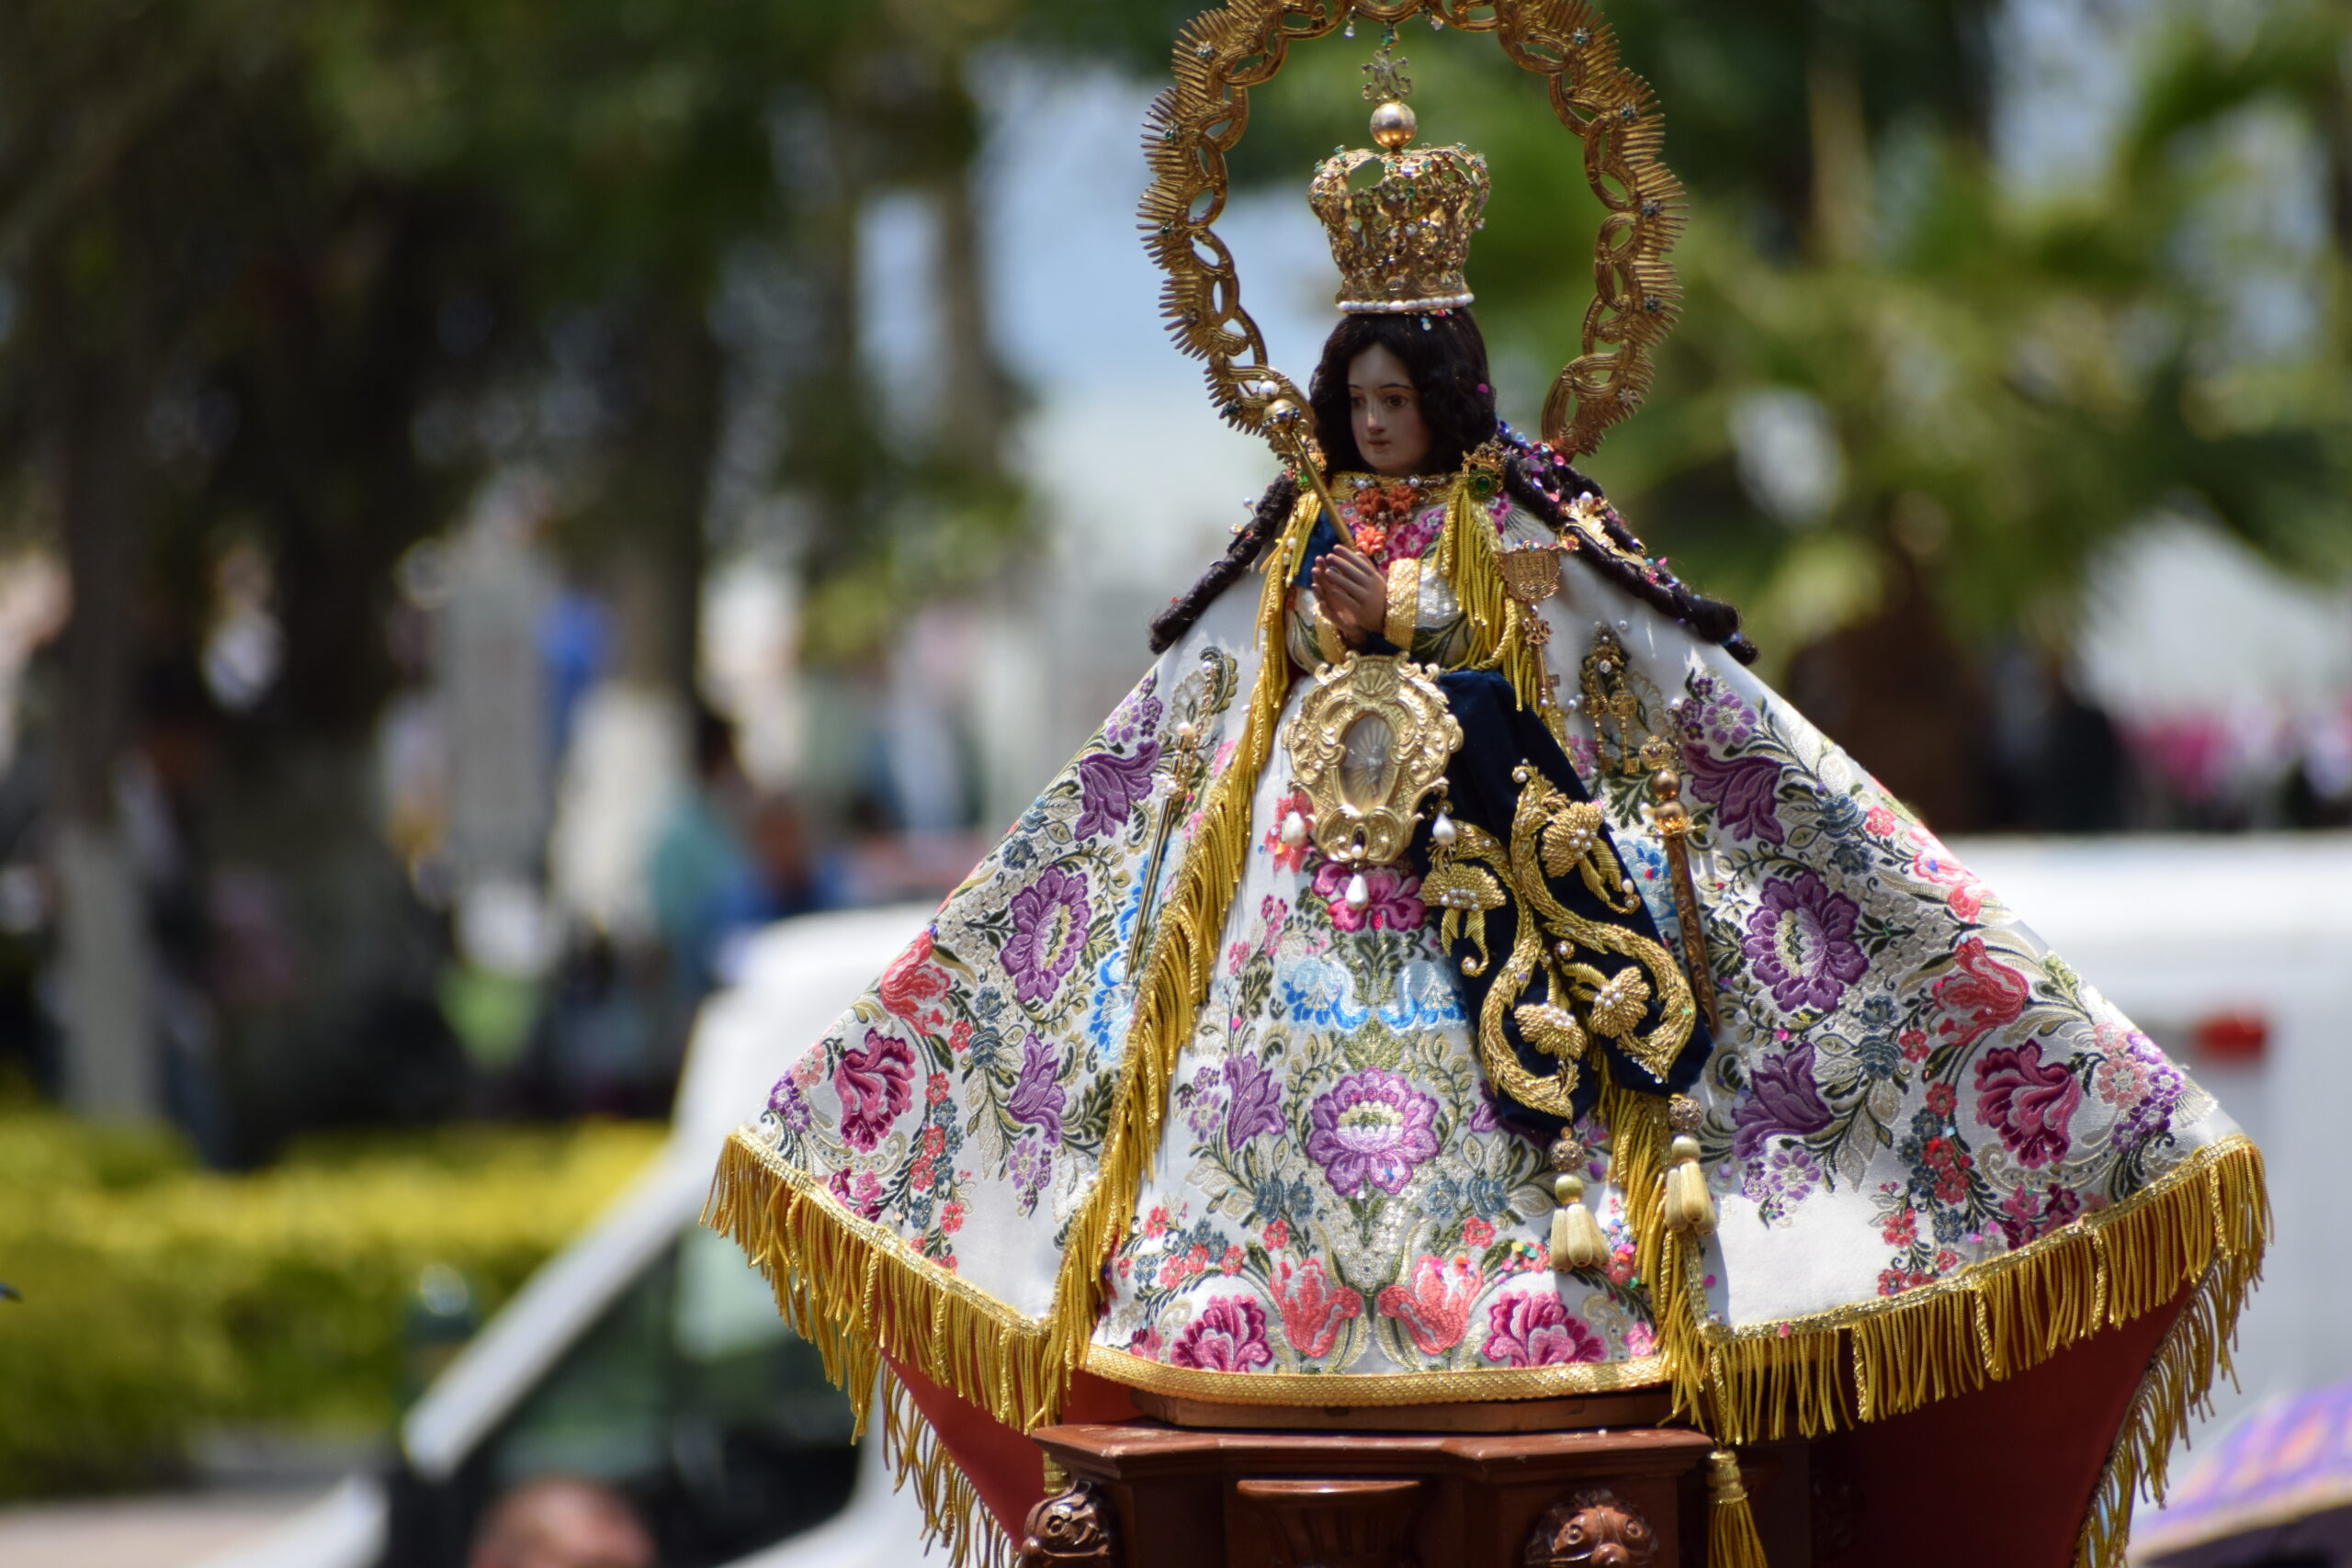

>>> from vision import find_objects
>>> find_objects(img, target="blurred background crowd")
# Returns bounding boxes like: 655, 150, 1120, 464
3, 0, 2351, 1563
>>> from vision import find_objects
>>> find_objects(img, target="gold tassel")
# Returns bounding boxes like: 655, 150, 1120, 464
1548, 1134, 1610, 1272
1706, 1449, 1770, 1568
1664, 1095, 1718, 1237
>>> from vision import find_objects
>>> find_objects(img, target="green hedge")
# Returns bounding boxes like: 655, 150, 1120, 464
0, 1110, 662, 1499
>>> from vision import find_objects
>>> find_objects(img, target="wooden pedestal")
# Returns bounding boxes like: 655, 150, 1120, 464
1016, 1418, 1720, 1568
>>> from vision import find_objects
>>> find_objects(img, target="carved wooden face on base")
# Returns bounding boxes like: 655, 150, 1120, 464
1348, 344, 1433, 476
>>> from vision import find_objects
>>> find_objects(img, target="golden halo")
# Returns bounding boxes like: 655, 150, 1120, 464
1138, 0, 1686, 459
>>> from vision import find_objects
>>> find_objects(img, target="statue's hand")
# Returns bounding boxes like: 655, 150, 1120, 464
1312, 547, 1388, 647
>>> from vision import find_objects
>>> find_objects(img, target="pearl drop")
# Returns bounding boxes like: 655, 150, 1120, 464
1566, 695, 1582, 712
1280, 811, 1307, 847
1431, 812, 1457, 848
1616, 619, 1630, 633
1344, 872, 1371, 908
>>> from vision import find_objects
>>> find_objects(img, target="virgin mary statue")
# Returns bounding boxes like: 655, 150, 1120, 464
707, 11, 2265, 1568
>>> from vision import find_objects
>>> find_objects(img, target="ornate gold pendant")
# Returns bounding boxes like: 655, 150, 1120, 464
1283, 652, 1462, 866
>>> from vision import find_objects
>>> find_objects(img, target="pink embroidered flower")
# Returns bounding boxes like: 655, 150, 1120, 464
1311, 862, 1427, 933
1220, 1246, 1244, 1275
1606, 1246, 1636, 1286
1899, 1028, 1930, 1064
1170, 1296, 1275, 1372
877, 931, 953, 1034
948, 1019, 973, 1055
1624, 1322, 1657, 1357
1925, 1082, 1956, 1119
941, 1200, 966, 1235
1377, 1254, 1486, 1357
1272, 1258, 1363, 1358
1933, 938, 2029, 1047
926, 1072, 952, 1107
910, 1156, 935, 1192
1263, 790, 1313, 873
1882, 1207, 1918, 1247
1878, 1267, 1935, 1297
1262, 1218, 1291, 1252
1911, 838, 1988, 925
826, 1168, 886, 1221
1864, 804, 1896, 836
1259, 896, 1291, 956
1144, 1205, 1171, 1238
1480, 1291, 1604, 1368
1461, 1216, 1496, 1249
835, 1029, 914, 1152
1974, 1040, 2081, 1168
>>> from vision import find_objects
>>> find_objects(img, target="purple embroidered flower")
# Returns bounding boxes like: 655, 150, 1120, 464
835, 1029, 914, 1152
1224, 1053, 1285, 1148
1170, 1295, 1275, 1372
1104, 683, 1162, 748
1731, 1037, 1836, 1160
1974, 1040, 2082, 1168
1742, 873, 1869, 1015
1685, 745, 1785, 845
1306, 1070, 1441, 1197
2114, 1049, 2186, 1149
1075, 743, 1159, 839
766, 1075, 813, 1134
1182, 1064, 1228, 1144
1003, 865, 1093, 1007
1479, 1290, 1604, 1368
1009, 1131, 1052, 1214
1009, 1033, 1067, 1142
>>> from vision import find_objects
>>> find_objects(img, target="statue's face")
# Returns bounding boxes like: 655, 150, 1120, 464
1347, 344, 1432, 477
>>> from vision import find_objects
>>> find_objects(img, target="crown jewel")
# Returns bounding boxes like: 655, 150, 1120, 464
1308, 39, 1489, 314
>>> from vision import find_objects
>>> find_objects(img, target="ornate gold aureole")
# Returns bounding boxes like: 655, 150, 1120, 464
1284, 652, 1462, 865
1140, 0, 1686, 457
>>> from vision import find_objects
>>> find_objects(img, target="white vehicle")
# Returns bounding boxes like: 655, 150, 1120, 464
198, 905, 939, 1568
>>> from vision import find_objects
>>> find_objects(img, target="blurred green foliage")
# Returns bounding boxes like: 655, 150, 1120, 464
0, 1109, 662, 1498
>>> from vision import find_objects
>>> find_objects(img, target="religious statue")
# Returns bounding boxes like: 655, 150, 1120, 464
708, 6, 2265, 1567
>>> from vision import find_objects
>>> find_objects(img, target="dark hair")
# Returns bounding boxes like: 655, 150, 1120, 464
1307, 310, 1497, 475
1150, 311, 1757, 664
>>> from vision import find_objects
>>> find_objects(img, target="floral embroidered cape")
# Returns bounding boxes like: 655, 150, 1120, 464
712, 485, 2262, 1461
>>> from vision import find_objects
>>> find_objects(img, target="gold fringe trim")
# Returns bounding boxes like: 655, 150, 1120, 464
1437, 477, 1551, 716
2071, 1229, 2260, 1567
1697, 1136, 2267, 1450
1041, 491, 1322, 1387
706, 1132, 1058, 1432
878, 1368, 1019, 1568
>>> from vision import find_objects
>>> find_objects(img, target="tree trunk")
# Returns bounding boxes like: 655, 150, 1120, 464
53, 348, 160, 1119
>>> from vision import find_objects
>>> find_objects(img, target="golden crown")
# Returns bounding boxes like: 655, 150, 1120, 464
1307, 42, 1489, 313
